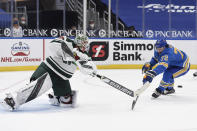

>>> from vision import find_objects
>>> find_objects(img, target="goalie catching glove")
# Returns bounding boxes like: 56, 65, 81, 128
76, 60, 97, 77
143, 70, 157, 84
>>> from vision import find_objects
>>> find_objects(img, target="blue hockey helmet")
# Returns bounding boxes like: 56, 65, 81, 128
155, 39, 167, 48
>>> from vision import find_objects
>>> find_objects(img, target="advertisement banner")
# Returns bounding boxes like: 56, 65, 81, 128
1, 38, 197, 71
88, 39, 155, 65
101, 0, 197, 39
87, 39, 197, 66
0, 39, 43, 67
140, 0, 196, 39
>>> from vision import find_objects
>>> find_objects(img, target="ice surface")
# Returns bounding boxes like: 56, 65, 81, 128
0, 69, 197, 131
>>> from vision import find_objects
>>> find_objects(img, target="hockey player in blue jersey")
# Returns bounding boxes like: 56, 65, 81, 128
142, 39, 190, 98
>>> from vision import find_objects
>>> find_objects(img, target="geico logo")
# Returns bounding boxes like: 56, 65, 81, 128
113, 41, 154, 51
138, 4, 196, 13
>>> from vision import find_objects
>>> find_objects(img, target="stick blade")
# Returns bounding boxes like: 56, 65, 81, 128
131, 96, 139, 110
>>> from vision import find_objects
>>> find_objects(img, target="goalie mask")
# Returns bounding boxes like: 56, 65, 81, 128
74, 34, 89, 52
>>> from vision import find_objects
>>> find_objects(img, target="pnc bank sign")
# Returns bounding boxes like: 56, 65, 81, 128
145, 30, 193, 38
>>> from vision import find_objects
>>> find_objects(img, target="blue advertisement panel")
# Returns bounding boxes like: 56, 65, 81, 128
143, 0, 196, 39
0, 8, 11, 28
171, 0, 196, 39
143, 0, 170, 34
101, 0, 197, 39
118, 0, 143, 31
101, 0, 143, 32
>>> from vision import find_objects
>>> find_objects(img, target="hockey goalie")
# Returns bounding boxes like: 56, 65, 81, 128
0, 34, 97, 111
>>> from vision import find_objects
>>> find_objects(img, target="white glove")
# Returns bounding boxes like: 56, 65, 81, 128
73, 48, 90, 61
76, 60, 97, 77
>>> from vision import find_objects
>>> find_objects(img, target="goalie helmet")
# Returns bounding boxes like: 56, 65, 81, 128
74, 34, 89, 51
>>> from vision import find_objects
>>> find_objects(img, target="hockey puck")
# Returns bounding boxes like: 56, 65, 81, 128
193, 73, 197, 77
177, 85, 183, 88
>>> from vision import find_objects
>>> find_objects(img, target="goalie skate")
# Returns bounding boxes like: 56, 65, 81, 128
48, 90, 77, 108
0, 93, 17, 111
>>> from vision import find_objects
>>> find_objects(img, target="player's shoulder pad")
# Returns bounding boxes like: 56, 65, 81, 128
51, 36, 65, 43
65, 37, 77, 48
164, 47, 174, 57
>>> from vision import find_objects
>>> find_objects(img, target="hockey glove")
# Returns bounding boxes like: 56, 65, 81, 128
142, 62, 152, 74
73, 48, 90, 61
143, 70, 157, 84
76, 60, 97, 77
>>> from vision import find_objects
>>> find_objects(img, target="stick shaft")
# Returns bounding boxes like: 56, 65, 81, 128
96, 74, 134, 97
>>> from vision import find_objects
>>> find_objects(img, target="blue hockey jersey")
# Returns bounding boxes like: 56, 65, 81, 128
150, 45, 189, 75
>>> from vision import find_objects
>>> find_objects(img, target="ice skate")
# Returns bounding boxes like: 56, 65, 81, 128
48, 90, 77, 107
152, 88, 163, 98
0, 93, 17, 111
48, 93, 60, 106
70, 90, 77, 107
163, 88, 175, 95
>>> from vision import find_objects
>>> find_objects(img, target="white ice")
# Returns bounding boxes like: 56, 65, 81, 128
0, 69, 197, 131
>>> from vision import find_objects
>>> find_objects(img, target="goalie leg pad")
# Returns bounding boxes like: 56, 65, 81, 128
17, 73, 52, 105
0, 73, 52, 111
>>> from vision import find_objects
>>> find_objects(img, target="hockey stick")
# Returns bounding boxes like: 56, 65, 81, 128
131, 82, 150, 110
95, 74, 135, 97
131, 96, 139, 110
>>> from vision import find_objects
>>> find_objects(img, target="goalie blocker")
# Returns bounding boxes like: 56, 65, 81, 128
0, 73, 52, 110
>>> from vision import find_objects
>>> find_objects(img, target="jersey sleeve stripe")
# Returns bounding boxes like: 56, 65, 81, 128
152, 62, 168, 70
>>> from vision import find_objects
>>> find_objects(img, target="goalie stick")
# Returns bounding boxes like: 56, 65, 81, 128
95, 74, 135, 97
95, 74, 146, 110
